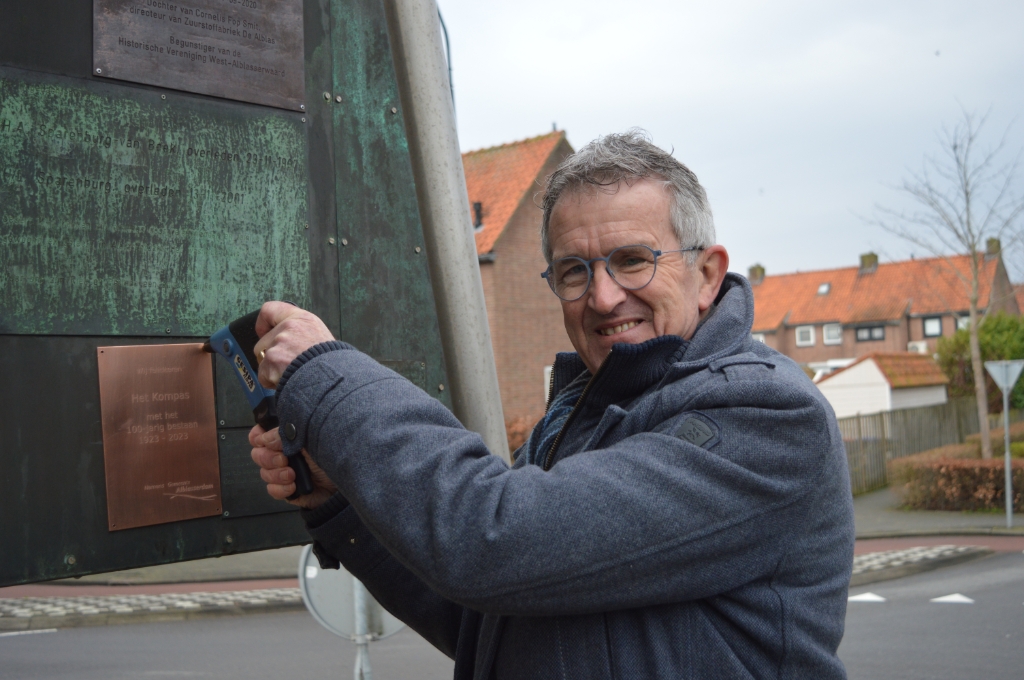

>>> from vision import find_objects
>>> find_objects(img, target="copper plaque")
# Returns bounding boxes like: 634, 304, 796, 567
93, 0, 305, 111
97, 344, 222, 531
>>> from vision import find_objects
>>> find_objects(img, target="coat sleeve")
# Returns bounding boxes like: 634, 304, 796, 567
278, 346, 843, 617
304, 494, 466, 659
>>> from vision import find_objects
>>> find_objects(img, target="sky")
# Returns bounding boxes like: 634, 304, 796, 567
437, 0, 1024, 280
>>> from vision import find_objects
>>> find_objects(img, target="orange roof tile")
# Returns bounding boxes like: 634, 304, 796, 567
751, 254, 1001, 332
1015, 284, 1024, 313
818, 352, 949, 389
463, 131, 567, 255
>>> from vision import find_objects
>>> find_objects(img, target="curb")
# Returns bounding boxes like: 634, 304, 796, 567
0, 588, 305, 631
857, 528, 1024, 540
850, 546, 992, 587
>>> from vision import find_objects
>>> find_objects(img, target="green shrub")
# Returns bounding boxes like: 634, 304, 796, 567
889, 458, 1024, 511
937, 313, 1024, 411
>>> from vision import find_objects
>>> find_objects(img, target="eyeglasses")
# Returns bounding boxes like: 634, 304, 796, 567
541, 244, 703, 302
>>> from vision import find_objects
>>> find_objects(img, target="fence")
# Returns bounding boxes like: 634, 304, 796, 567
839, 398, 1024, 495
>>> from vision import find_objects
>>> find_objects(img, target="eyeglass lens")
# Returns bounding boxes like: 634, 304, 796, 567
549, 245, 659, 301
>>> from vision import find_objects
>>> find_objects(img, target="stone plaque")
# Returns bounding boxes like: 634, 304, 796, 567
93, 0, 305, 111
97, 343, 222, 531
0, 71, 310, 336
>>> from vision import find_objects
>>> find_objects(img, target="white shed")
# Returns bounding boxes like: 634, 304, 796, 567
814, 352, 949, 419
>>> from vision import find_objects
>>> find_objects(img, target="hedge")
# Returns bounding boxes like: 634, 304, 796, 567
889, 457, 1024, 511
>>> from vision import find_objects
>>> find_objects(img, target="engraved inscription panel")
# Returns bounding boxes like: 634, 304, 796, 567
0, 71, 310, 336
93, 0, 305, 111
98, 343, 222, 531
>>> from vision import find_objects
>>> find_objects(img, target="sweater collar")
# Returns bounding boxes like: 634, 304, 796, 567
547, 273, 755, 407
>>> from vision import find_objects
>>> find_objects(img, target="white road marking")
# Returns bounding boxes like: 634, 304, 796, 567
0, 628, 58, 638
848, 592, 887, 602
930, 593, 974, 603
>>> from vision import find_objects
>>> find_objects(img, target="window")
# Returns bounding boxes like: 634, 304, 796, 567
957, 316, 971, 331
751, 333, 766, 343
923, 317, 942, 338
795, 326, 815, 347
823, 323, 842, 345
817, 282, 831, 295
856, 326, 885, 342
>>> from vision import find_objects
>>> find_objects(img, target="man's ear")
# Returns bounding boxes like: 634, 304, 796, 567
697, 245, 729, 311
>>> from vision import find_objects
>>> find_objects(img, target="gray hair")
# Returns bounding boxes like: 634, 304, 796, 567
540, 129, 715, 263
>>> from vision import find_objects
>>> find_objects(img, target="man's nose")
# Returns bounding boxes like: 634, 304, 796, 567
587, 263, 627, 313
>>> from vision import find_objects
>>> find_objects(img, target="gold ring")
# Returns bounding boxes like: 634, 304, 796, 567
257, 349, 266, 364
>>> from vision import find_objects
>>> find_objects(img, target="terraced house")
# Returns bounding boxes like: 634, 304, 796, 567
749, 243, 1020, 377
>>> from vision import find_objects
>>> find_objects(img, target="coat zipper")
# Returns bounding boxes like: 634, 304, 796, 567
542, 350, 611, 471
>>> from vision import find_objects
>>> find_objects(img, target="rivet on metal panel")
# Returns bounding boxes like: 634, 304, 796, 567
304, 223, 309, 229
223, 511, 230, 517
165, 328, 171, 333
219, 420, 225, 426
421, 362, 426, 368
414, 246, 422, 254
161, 94, 166, 100
301, 117, 306, 123
391, 107, 398, 114
328, 237, 336, 245
300, 104, 305, 110
341, 238, 349, 246
438, 384, 445, 391
95, 68, 102, 74
323, 92, 330, 100
225, 535, 233, 544
65, 554, 77, 565
335, 95, 343, 104
220, 434, 226, 440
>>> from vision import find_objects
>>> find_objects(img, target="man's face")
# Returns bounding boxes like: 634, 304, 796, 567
547, 179, 729, 374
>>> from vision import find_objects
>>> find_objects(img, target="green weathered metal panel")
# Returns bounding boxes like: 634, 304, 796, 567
0, 68, 311, 336
330, 0, 451, 408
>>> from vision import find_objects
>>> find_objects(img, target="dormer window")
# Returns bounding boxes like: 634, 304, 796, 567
817, 282, 830, 295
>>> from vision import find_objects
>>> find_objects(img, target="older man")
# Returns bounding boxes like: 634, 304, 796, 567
251, 131, 854, 679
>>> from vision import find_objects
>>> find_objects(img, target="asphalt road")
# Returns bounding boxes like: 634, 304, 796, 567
4, 552, 1022, 680
841, 551, 1024, 680
0, 611, 453, 680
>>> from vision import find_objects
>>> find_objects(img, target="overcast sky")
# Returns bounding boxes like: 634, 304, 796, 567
438, 0, 1024, 280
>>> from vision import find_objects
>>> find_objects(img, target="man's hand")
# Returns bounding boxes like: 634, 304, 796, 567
253, 301, 334, 389
249, 425, 338, 509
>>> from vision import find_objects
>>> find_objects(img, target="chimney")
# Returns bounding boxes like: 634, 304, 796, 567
748, 264, 765, 285
859, 252, 878, 274
472, 202, 483, 228
986, 237, 1001, 257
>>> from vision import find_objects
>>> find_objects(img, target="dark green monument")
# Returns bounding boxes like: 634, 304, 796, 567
0, 0, 451, 586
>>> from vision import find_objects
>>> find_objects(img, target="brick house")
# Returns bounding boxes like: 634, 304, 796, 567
464, 131, 576, 433
749, 245, 1020, 376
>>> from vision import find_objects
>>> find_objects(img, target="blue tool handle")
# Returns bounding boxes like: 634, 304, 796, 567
208, 310, 312, 498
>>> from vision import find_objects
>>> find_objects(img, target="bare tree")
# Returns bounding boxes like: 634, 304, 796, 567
874, 109, 1024, 459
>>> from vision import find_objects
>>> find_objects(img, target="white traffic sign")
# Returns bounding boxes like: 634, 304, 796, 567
984, 360, 1024, 391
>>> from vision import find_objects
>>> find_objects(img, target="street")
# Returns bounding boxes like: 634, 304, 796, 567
3, 552, 1023, 680
841, 551, 1024, 679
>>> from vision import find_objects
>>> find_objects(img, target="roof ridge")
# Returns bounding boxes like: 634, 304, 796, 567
462, 130, 565, 157
758, 253, 978, 280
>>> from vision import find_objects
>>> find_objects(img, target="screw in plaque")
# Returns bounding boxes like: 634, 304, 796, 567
323, 92, 331, 100
336, 95, 343, 104
391, 107, 398, 114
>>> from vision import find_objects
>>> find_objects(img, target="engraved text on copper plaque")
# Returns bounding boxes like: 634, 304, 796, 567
93, 0, 305, 111
98, 343, 222, 531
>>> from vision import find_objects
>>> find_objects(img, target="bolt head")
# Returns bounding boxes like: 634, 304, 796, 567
300, 104, 305, 110
438, 384, 445, 391
323, 92, 330, 100
328, 237, 336, 245
96, 68, 102, 74
415, 246, 421, 253
219, 420, 226, 426
341, 238, 348, 246
301, 117, 306, 123
335, 95, 343, 103
391, 107, 398, 114
161, 94, 166, 100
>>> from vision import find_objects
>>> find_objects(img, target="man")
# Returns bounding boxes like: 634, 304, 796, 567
251, 131, 854, 679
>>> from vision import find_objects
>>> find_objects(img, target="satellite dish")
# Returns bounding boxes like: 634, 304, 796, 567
298, 544, 405, 640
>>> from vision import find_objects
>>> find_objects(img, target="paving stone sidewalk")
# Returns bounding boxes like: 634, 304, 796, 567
0, 588, 303, 631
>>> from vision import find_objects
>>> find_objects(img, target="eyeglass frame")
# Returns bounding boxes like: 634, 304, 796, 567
540, 244, 704, 302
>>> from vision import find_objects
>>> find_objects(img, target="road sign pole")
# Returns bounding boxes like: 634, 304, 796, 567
984, 361, 1024, 529
353, 577, 373, 680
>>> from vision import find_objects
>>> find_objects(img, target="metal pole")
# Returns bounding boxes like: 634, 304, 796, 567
1004, 388, 1013, 529
353, 577, 373, 680
382, 0, 510, 462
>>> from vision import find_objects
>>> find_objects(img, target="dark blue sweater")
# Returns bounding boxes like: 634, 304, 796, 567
279, 274, 854, 679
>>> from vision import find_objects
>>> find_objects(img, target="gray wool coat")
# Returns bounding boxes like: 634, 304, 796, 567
277, 273, 854, 679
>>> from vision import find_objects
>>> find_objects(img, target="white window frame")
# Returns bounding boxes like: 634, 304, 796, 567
822, 323, 842, 345
795, 325, 815, 347
957, 316, 971, 331
751, 333, 766, 343
923, 317, 942, 338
